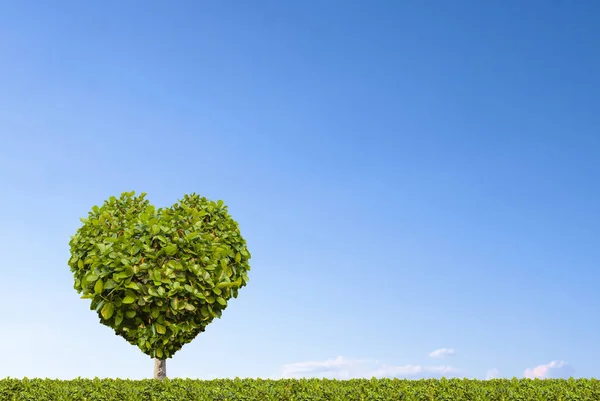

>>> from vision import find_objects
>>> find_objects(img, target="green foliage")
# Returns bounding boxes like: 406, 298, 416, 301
1, 378, 599, 400
68, 191, 251, 359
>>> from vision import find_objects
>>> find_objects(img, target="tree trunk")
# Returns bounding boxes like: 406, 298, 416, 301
154, 358, 167, 380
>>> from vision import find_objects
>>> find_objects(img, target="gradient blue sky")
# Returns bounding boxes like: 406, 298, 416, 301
1, 0, 599, 380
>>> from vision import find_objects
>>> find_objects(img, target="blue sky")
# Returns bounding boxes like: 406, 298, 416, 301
0, 0, 599, 380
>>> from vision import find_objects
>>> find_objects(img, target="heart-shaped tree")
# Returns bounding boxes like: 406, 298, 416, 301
68, 191, 251, 379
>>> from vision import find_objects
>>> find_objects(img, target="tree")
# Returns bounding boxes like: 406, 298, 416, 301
68, 191, 251, 379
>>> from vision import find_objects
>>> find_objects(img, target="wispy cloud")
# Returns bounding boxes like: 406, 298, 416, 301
279, 356, 460, 379
428, 348, 456, 358
524, 361, 574, 379
485, 368, 500, 379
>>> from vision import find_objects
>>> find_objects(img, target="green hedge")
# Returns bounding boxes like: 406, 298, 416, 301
1, 378, 598, 400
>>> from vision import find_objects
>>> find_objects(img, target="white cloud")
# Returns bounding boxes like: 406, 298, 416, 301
485, 368, 500, 379
428, 348, 456, 358
524, 361, 574, 379
279, 356, 460, 379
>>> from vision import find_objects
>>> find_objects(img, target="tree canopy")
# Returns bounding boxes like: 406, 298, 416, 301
68, 191, 251, 359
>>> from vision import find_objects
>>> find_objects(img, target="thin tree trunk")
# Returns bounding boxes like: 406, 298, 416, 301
154, 358, 167, 380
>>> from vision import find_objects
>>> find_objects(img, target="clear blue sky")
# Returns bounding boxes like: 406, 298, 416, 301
0, 0, 598, 380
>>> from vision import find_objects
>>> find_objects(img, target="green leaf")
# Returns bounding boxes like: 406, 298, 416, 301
154, 270, 162, 282
185, 232, 199, 241
235, 252, 241, 263
170, 298, 179, 310
220, 259, 228, 269
125, 311, 137, 318
94, 300, 106, 312
216, 277, 242, 289
84, 273, 98, 284
155, 324, 166, 334
114, 272, 130, 281
164, 245, 178, 256
217, 297, 227, 306
115, 311, 123, 327
125, 282, 140, 290
101, 303, 114, 320
78, 259, 84, 269
94, 279, 104, 294
156, 349, 163, 358
103, 279, 117, 290
122, 295, 136, 304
